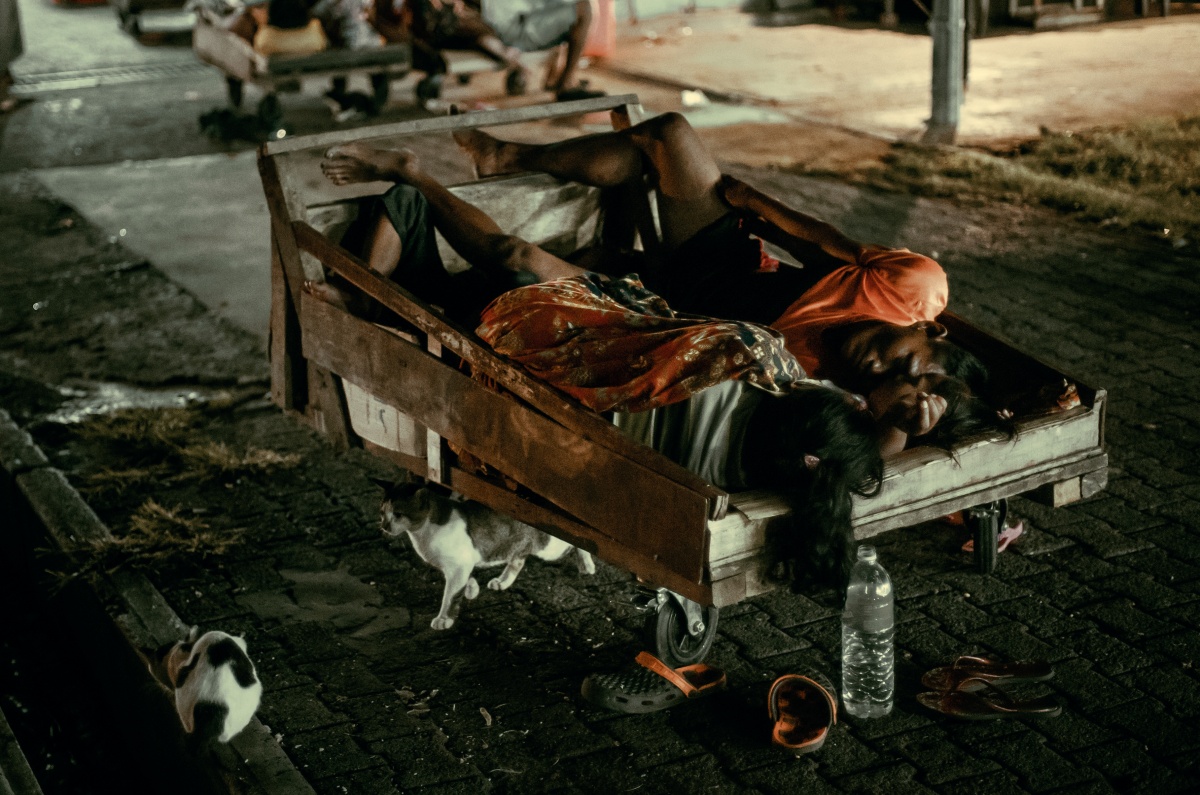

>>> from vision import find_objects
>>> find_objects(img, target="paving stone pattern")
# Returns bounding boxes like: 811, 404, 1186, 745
5, 165, 1200, 794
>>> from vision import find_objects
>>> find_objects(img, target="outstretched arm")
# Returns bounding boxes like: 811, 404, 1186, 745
719, 174, 865, 265
321, 144, 585, 284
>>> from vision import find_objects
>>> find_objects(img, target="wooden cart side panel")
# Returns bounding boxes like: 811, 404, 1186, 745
447, 468, 712, 604
290, 222, 730, 518
261, 94, 645, 156
853, 394, 1104, 526
269, 240, 305, 411
301, 296, 712, 584
439, 178, 602, 273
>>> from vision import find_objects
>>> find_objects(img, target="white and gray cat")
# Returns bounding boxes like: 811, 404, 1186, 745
147, 626, 263, 746
377, 480, 596, 630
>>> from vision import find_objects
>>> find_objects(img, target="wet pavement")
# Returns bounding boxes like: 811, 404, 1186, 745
3, 4, 1200, 795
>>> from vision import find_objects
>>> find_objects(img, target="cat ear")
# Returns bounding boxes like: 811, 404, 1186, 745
367, 476, 394, 492
186, 626, 201, 643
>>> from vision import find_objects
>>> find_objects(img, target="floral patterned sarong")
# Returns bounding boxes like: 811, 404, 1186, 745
476, 273, 807, 413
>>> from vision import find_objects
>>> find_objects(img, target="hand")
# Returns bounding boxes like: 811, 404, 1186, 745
717, 174, 752, 209
892, 391, 947, 437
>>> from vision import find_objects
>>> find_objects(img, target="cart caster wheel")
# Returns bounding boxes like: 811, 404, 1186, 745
256, 93, 283, 128
967, 499, 1006, 574
505, 68, 527, 96
649, 595, 718, 668
416, 74, 443, 103
226, 77, 244, 109
369, 73, 390, 113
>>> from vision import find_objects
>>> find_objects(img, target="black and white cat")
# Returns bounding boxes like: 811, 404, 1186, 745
378, 481, 597, 630
148, 626, 263, 745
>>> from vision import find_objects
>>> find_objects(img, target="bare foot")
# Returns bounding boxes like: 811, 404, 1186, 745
320, 143, 421, 186
451, 128, 518, 179
302, 279, 351, 311
610, 106, 632, 132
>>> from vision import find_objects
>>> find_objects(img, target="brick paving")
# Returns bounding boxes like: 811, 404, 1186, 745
3, 138, 1200, 795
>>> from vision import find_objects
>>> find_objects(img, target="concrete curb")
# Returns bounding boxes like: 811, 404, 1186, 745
0, 704, 44, 795
0, 409, 315, 795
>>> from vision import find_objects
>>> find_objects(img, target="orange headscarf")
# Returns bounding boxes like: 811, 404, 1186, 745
771, 247, 948, 378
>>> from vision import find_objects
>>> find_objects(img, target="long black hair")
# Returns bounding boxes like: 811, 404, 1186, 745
741, 385, 884, 592
923, 376, 1017, 451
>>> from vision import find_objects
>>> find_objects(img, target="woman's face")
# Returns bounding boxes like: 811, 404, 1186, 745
836, 320, 948, 391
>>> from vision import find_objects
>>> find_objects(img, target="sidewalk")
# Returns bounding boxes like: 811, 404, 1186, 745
605, 10, 1200, 146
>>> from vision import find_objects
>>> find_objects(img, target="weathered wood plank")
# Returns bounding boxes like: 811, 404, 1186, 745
263, 94, 643, 156
707, 452, 1108, 584
301, 296, 713, 583
306, 364, 353, 450
290, 222, 730, 519
852, 393, 1105, 526
447, 468, 711, 604
268, 239, 304, 411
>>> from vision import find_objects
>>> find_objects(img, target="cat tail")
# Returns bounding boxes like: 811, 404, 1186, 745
190, 701, 232, 748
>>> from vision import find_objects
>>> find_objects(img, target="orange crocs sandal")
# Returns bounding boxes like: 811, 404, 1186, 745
768, 674, 838, 755
581, 652, 726, 714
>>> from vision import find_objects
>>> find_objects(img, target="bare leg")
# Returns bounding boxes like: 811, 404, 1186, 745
321, 144, 586, 283
547, 1, 592, 92
453, 112, 727, 249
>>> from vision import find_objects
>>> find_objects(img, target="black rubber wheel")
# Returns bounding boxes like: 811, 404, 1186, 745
505, 68, 527, 97
650, 600, 719, 668
226, 77, 244, 109
256, 93, 283, 128
416, 74, 443, 103
369, 73, 390, 113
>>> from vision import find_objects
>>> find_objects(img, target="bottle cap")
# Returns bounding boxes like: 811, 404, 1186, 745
856, 545, 877, 562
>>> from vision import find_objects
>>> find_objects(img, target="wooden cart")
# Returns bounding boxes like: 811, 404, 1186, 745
193, 8, 412, 126
257, 95, 1108, 665
192, 8, 561, 123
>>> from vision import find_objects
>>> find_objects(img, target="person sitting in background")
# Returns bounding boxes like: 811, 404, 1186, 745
311, 0, 390, 120
252, 0, 328, 56
313, 0, 384, 50
482, 0, 603, 101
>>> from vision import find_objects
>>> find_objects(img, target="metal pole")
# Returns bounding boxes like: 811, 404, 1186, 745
927, 0, 965, 143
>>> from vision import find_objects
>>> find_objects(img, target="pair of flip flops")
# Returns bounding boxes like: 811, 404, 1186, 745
917, 655, 1061, 720
581, 651, 727, 714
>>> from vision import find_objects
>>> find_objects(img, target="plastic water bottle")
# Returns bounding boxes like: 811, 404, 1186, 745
841, 545, 895, 718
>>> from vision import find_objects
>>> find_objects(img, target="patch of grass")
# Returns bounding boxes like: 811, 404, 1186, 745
83, 464, 173, 495
74, 408, 201, 457
53, 500, 244, 583
176, 441, 302, 482
868, 114, 1200, 239
71, 407, 301, 492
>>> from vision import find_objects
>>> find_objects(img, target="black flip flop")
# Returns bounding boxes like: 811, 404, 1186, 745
921, 655, 1054, 692
917, 677, 1061, 720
